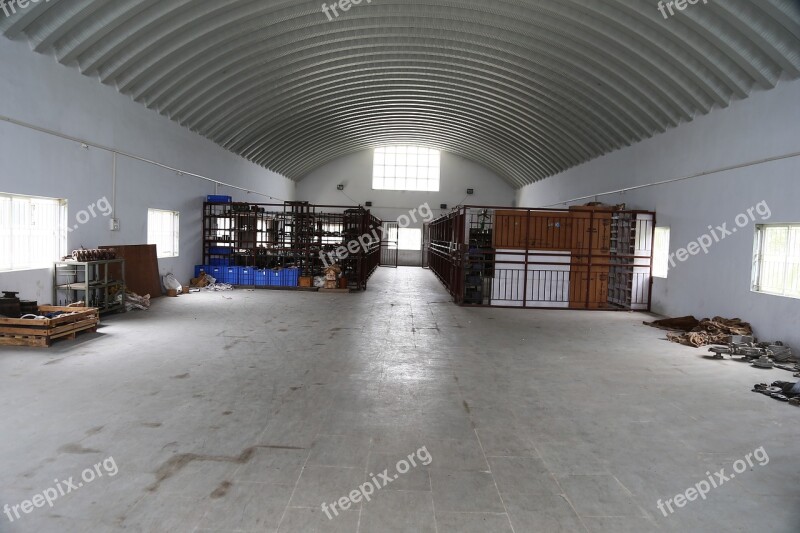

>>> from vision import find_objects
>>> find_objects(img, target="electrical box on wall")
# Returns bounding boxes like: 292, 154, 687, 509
467, 188, 474, 195
337, 184, 344, 190
109, 218, 120, 231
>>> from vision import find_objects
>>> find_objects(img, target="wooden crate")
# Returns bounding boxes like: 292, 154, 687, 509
0, 306, 100, 347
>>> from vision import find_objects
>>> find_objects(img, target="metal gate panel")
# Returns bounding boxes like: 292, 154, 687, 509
380, 222, 398, 268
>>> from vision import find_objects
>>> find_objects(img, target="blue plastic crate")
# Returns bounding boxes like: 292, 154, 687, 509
209, 258, 229, 266
268, 269, 283, 286
223, 267, 239, 285
254, 269, 269, 287
239, 267, 254, 285
195, 265, 210, 278
282, 268, 299, 287
207, 195, 232, 203
208, 266, 224, 282
209, 246, 232, 255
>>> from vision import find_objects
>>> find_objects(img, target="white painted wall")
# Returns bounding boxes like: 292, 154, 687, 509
0, 37, 294, 302
297, 149, 516, 265
517, 79, 800, 347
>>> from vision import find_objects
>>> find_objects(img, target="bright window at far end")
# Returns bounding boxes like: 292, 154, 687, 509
148, 208, 180, 258
398, 228, 422, 251
653, 227, 670, 278
373, 146, 440, 191
752, 224, 800, 299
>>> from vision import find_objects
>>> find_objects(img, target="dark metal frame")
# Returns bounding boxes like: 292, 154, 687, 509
428, 205, 656, 311
202, 201, 382, 290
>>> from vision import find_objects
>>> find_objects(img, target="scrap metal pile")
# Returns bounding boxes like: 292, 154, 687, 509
753, 381, 800, 406
646, 315, 798, 408
707, 335, 797, 372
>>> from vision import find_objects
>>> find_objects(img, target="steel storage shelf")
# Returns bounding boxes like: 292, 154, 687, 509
201, 201, 382, 290
53, 259, 126, 314
427, 205, 655, 311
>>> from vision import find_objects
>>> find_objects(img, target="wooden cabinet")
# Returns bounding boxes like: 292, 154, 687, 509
492, 210, 574, 250
568, 206, 613, 308
490, 206, 615, 308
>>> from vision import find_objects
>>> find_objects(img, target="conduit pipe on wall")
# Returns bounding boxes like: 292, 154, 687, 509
544, 150, 800, 207
0, 114, 287, 202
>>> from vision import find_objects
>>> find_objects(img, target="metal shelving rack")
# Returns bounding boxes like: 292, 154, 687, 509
53, 259, 126, 314
201, 201, 382, 289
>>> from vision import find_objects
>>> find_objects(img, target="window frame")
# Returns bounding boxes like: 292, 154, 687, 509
147, 208, 180, 258
397, 227, 423, 251
652, 226, 670, 278
751, 223, 800, 299
0, 192, 67, 272
372, 146, 441, 192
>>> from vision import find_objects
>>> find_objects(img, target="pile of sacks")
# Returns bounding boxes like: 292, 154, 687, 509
645, 316, 752, 347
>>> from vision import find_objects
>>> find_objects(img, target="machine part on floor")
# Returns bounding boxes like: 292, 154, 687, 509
19, 300, 38, 315
770, 394, 789, 401
765, 386, 783, 394
752, 356, 775, 369
0, 291, 21, 318
766, 345, 793, 362
789, 397, 800, 406
737, 347, 764, 359
708, 346, 730, 359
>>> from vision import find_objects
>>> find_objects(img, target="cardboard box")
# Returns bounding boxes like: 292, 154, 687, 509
299, 276, 313, 288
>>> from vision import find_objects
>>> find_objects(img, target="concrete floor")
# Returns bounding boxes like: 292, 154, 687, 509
1, 267, 798, 533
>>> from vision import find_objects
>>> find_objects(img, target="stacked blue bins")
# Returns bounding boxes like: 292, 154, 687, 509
223, 266, 239, 285
254, 269, 269, 287
239, 267, 254, 286
209, 246, 232, 266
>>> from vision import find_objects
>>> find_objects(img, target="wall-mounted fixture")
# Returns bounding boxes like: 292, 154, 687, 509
337, 184, 344, 190
440, 204, 448, 209
467, 188, 474, 195
365, 201, 373, 207
109, 218, 120, 231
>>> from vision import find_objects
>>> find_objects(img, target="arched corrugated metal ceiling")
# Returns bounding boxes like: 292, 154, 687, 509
2, 0, 799, 187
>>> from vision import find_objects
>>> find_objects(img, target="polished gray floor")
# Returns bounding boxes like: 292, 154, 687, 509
1, 267, 798, 532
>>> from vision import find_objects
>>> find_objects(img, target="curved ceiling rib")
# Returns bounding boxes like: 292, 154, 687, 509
2, 0, 798, 187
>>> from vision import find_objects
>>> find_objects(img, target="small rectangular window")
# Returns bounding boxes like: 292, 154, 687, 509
0, 192, 67, 271
752, 224, 800, 299
148, 208, 180, 258
652, 227, 670, 278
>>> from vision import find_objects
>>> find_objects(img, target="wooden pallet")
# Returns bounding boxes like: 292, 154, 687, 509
0, 306, 100, 347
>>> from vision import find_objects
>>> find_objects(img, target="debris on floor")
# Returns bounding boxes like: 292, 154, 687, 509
706, 337, 796, 370
190, 271, 213, 288
203, 282, 233, 291
644, 315, 700, 332
116, 291, 151, 311
645, 316, 752, 347
752, 381, 800, 406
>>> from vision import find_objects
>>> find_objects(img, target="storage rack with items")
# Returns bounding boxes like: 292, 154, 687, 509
427, 204, 655, 310
464, 210, 495, 304
608, 211, 655, 310
53, 259, 126, 314
200, 199, 382, 290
